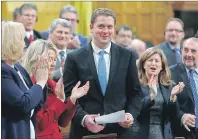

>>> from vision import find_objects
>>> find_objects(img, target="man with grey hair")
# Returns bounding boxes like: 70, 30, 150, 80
63, 8, 142, 139
19, 3, 43, 48
48, 18, 73, 82
42, 4, 88, 48
170, 37, 198, 138
13, 7, 21, 22
115, 25, 133, 48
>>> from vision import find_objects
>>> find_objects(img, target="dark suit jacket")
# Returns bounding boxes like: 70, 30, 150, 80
1, 61, 45, 139
63, 42, 142, 139
157, 42, 179, 67
170, 63, 196, 138
136, 84, 176, 139
24, 30, 44, 48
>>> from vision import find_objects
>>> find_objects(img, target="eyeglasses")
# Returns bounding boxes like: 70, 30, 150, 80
62, 18, 79, 23
165, 29, 183, 33
23, 14, 37, 19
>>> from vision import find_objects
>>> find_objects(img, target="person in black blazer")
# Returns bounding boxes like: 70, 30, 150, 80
63, 8, 142, 139
170, 37, 198, 139
1, 21, 48, 139
135, 47, 184, 139
157, 18, 185, 67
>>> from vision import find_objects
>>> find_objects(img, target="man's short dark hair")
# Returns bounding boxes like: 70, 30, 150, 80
116, 25, 132, 35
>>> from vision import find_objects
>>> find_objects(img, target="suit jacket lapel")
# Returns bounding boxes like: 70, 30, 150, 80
179, 63, 194, 103
85, 44, 102, 94
106, 43, 119, 92
24, 36, 30, 48
140, 85, 150, 97
159, 85, 169, 105
14, 63, 33, 89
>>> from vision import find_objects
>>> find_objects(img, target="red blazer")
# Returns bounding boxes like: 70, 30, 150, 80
31, 78, 77, 139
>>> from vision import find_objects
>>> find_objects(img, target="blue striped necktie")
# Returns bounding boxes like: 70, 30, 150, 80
189, 70, 198, 128
98, 50, 107, 95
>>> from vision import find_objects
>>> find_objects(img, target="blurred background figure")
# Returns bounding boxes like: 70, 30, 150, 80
42, 4, 88, 48
136, 47, 184, 139
130, 39, 147, 57
23, 39, 90, 139
2, 21, 48, 139
19, 3, 44, 48
13, 7, 21, 22
157, 18, 185, 67
115, 25, 133, 48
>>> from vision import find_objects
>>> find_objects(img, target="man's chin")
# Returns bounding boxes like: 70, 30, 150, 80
184, 62, 195, 69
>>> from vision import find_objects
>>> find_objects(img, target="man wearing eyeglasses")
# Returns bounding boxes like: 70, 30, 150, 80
157, 18, 185, 66
19, 4, 43, 48
42, 4, 88, 48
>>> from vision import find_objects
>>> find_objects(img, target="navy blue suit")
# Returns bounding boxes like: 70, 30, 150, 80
1, 61, 45, 139
170, 63, 198, 138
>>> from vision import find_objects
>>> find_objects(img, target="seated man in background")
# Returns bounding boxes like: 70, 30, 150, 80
115, 25, 133, 48
130, 39, 147, 57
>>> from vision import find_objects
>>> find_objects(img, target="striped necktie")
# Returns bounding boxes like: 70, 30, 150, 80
189, 70, 198, 128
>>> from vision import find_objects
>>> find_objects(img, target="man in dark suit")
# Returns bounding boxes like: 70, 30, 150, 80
19, 4, 43, 48
170, 37, 198, 138
157, 18, 185, 67
63, 8, 142, 139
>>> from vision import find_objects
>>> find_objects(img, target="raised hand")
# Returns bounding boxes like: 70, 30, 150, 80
148, 75, 158, 100
70, 81, 90, 104
170, 82, 185, 101
55, 77, 65, 102
171, 82, 185, 96
67, 35, 81, 49
34, 56, 49, 85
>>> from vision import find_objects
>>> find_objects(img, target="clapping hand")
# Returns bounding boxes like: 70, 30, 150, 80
55, 78, 65, 102
148, 75, 158, 100
70, 81, 90, 104
34, 56, 49, 85
170, 82, 185, 101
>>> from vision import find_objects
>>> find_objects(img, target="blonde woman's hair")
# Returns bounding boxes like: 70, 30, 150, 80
137, 47, 172, 86
22, 39, 57, 75
2, 21, 26, 62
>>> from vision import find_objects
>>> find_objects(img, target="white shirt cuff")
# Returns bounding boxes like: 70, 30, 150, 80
81, 115, 88, 127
